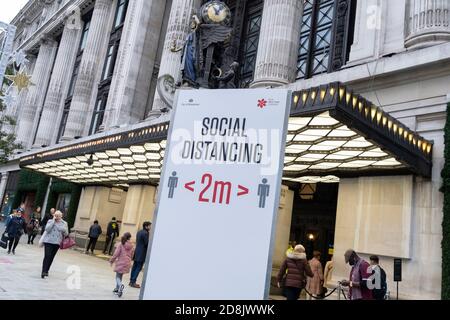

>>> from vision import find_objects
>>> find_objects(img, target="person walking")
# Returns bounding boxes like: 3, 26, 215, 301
324, 255, 334, 287
31, 206, 42, 221
103, 217, 120, 255
110, 232, 134, 298
40, 211, 68, 279
129, 221, 151, 288
26, 215, 40, 245
341, 249, 373, 300
5, 209, 27, 255
86, 220, 102, 254
40, 208, 55, 235
370, 255, 387, 300
285, 241, 296, 257
307, 251, 324, 299
277, 244, 314, 301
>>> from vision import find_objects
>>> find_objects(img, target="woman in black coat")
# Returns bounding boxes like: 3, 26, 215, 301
5, 210, 27, 255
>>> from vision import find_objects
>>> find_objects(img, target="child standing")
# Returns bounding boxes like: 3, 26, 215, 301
110, 232, 134, 298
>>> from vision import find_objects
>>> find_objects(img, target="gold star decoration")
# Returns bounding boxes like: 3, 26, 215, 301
5, 70, 33, 92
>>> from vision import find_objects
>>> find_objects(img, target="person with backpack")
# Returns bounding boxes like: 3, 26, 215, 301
277, 244, 314, 300
110, 232, 134, 298
26, 215, 40, 245
103, 217, 120, 255
341, 249, 373, 300
370, 255, 387, 300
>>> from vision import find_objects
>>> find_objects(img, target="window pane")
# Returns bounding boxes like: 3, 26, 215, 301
102, 45, 115, 81
67, 65, 79, 97
57, 110, 70, 143
90, 98, 107, 134
80, 20, 90, 51
297, 0, 336, 79
114, 0, 127, 28
239, 2, 263, 86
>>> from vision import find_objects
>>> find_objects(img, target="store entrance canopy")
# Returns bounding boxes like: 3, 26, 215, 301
20, 83, 433, 187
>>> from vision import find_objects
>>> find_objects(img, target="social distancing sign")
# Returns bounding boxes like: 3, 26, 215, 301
142, 89, 290, 300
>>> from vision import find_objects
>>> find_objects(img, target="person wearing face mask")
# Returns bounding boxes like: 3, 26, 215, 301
340, 249, 373, 300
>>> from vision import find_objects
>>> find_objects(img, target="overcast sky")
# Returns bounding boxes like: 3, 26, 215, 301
0, 0, 29, 24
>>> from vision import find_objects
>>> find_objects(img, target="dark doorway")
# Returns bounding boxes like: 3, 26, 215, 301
289, 183, 339, 267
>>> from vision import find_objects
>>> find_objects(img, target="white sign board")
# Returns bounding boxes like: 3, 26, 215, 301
142, 89, 290, 300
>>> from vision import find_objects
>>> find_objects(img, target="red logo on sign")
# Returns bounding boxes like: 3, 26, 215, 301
257, 99, 267, 109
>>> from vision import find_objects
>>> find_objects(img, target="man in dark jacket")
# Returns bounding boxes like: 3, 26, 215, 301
103, 217, 120, 255
85, 220, 103, 254
5, 209, 27, 255
129, 221, 152, 288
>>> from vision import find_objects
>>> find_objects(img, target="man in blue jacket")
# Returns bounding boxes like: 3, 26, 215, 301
129, 221, 151, 288
85, 220, 102, 254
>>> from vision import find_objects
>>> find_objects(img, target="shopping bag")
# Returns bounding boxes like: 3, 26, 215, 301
0, 233, 8, 249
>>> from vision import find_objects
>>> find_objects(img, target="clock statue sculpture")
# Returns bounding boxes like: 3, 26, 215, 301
156, 1, 239, 110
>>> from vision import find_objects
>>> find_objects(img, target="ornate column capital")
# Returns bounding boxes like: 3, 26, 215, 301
63, 6, 82, 29
39, 34, 57, 46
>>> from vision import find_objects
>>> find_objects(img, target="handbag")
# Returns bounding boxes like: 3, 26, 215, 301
0, 233, 8, 249
60, 235, 76, 250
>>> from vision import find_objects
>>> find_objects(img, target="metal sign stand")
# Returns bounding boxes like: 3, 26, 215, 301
394, 258, 402, 300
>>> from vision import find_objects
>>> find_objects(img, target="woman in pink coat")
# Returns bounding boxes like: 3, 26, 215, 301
110, 232, 134, 298
307, 251, 324, 298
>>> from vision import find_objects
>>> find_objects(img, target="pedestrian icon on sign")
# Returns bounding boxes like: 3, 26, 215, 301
258, 179, 270, 208
168, 171, 179, 199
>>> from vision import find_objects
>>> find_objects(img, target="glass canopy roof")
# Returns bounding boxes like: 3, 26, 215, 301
20, 83, 433, 187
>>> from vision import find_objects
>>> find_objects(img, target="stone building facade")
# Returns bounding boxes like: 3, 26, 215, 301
0, 0, 449, 299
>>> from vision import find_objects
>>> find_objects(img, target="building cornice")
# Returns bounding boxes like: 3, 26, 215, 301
286, 42, 450, 92
15, 0, 94, 54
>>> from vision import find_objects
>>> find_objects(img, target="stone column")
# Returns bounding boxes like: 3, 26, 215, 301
405, 0, 450, 49
33, 10, 83, 148
15, 37, 58, 149
251, 0, 303, 88
101, 0, 167, 130
0, 172, 9, 205
149, 0, 202, 113
61, 0, 114, 141
120, 185, 156, 237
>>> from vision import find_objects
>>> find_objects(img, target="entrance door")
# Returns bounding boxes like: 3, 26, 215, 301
22, 192, 36, 222
56, 193, 71, 220
290, 183, 338, 266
